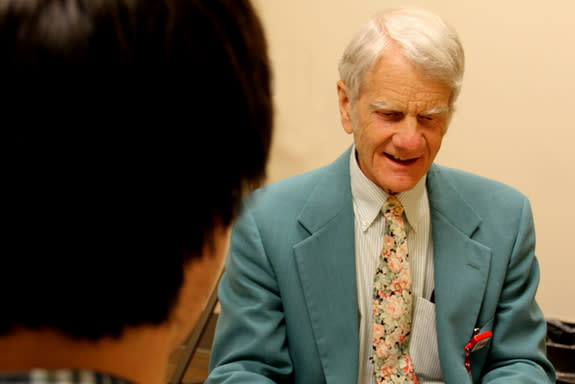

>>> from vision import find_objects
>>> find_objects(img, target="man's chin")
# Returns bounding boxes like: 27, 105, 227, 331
377, 177, 419, 194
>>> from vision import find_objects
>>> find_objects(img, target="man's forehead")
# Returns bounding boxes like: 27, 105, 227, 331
359, 50, 453, 112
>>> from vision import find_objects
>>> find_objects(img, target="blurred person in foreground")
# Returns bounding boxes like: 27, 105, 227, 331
0, 0, 272, 383
207, 7, 554, 384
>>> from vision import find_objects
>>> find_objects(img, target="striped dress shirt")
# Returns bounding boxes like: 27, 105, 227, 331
0, 370, 133, 384
349, 149, 444, 383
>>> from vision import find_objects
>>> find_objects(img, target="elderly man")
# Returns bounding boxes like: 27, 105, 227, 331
207, 7, 555, 384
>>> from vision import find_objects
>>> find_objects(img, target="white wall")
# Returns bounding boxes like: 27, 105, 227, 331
253, 0, 575, 322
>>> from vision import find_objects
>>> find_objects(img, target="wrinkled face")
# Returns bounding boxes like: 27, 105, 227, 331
338, 45, 452, 194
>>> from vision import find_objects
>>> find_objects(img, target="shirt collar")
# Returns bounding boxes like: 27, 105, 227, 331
349, 145, 427, 233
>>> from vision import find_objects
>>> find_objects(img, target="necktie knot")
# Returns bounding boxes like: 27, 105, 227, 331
383, 195, 404, 218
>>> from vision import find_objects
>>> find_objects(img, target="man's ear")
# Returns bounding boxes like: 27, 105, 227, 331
337, 80, 354, 134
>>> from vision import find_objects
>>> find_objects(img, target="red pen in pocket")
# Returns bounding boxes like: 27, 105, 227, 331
464, 328, 492, 381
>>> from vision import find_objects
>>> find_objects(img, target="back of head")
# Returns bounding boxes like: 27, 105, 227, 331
0, 0, 272, 340
338, 7, 464, 106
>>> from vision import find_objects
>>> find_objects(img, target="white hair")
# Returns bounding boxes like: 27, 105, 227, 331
338, 7, 465, 108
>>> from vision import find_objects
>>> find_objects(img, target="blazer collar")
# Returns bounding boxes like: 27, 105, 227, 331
426, 163, 482, 236
300, 158, 482, 236
297, 146, 354, 234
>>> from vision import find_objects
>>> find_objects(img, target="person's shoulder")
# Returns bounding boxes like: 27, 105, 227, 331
243, 148, 351, 213
244, 164, 330, 211
430, 164, 529, 207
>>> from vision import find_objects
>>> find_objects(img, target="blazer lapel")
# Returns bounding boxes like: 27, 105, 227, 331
427, 164, 492, 383
294, 148, 359, 384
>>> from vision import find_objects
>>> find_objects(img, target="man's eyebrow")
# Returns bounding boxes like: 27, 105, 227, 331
369, 101, 449, 115
421, 107, 450, 115
370, 101, 400, 111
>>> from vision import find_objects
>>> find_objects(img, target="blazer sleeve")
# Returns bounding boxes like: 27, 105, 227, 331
479, 197, 555, 383
206, 204, 293, 384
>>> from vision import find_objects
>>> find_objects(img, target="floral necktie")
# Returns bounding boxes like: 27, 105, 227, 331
372, 195, 418, 383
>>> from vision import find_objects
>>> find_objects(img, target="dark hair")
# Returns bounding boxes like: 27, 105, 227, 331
0, 0, 272, 340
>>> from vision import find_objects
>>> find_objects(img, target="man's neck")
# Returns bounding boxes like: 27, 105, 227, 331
0, 325, 175, 384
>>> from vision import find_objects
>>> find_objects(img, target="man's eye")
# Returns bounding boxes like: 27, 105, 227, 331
418, 114, 434, 121
377, 111, 403, 120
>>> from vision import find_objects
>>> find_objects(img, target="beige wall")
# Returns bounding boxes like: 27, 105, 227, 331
253, 0, 575, 322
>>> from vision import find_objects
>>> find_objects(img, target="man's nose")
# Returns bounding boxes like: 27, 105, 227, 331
392, 117, 423, 151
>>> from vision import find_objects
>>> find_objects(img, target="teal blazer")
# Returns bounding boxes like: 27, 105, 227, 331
207, 147, 555, 383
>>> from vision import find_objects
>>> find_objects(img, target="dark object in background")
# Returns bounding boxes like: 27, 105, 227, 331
547, 319, 575, 384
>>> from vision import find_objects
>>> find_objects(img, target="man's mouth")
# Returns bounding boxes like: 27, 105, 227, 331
384, 153, 417, 165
